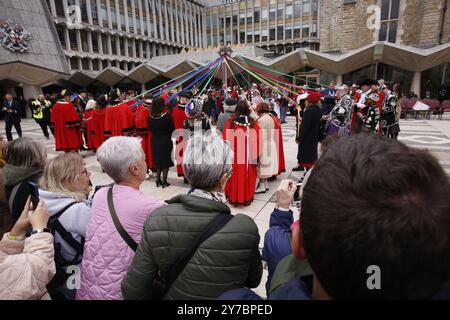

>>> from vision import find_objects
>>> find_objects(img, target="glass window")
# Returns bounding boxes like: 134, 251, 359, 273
303, 0, 310, 16
294, 1, 301, 18
254, 29, 260, 42
277, 25, 284, 40
247, 30, 253, 43
390, 0, 400, 19
56, 25, 66, 49
294, 26, 301, 38
262, 29, 268, 42
240, 12, 246, 24
233, 12, 238, 26
381, 0, 390, 20
286, 5, 293, 19
311, 21, 317, 37
302, 23, 310, 37
286, 26, 293, 39
240, 31, 245, 43
111, 36, 117, 55
277, 7, 284, 20
70, 57, 79, 70
269, 6, 276, 20
269, 28, 276, 41
254, 8, 260, 23
247, 9, 253, 24
388, 21, 397, 42
262, 7, 269, 21
379, 22, 388, 41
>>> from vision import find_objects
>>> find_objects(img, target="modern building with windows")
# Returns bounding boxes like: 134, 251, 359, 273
201, 0, 320, 55
48, 0, 207, 74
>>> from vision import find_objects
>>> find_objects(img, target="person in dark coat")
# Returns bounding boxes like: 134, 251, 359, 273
148, 97, 174, 188
294, 92, 322, 171
2, 94, 22, 142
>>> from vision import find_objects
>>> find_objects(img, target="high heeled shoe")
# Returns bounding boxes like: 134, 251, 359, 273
156, 180, 163, 188
162, 180, 171, 188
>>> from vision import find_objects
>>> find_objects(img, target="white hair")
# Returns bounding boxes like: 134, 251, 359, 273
183, 134, 233, 190
97, 136, 143, 183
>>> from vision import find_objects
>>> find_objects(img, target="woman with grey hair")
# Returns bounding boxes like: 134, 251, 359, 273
122, 135, 263, 300
77, 136, 164, 300
3, 137, 47, 223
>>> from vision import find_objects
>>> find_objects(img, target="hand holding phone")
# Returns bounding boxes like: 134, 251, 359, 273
27, 182, 40, 209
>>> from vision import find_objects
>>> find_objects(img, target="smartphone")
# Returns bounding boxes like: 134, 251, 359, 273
28, 182, 40, 209
294, 182, 303, 202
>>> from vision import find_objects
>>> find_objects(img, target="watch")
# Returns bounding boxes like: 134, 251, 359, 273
31, 228, 52, 235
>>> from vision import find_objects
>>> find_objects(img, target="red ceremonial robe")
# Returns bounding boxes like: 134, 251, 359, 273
172, 104, 188, 177
135, 105, 155, 170
270, 114, 286, 175
51, 101, 83, 152
222, 118, 260, 207
84, 109, 96, 150
86, 108, 106, 151
104, 103, 135, 139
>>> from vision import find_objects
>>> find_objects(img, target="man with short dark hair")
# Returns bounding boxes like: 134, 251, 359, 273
2, 94, 22, 141
222, 134, 450, 299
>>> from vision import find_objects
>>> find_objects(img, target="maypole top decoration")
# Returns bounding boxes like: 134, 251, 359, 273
218, 45, 233, 57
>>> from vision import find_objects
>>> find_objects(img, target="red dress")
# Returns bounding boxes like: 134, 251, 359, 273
104, 103, 135, 139
222, 117, 260, 207
51, 101, 83, 152
171, 104, 188, 177
270, 114, 286, 175
135, 105, 155, 170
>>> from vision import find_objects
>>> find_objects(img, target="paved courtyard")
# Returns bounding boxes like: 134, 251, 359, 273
2, 114, 450, 297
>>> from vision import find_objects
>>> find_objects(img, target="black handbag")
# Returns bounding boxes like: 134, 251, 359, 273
107, 187, 233, 299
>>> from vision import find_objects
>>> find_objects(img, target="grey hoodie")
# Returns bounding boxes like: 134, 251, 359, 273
38, 189, 92, 265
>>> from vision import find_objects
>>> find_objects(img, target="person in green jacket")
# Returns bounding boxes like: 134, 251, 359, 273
122, 134, 263, 300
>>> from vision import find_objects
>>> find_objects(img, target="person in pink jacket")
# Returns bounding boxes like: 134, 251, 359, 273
0, 198, 54, 300
77, 137, 165, 300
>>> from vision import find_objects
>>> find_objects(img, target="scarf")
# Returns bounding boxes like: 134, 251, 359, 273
189, 189, 228, 204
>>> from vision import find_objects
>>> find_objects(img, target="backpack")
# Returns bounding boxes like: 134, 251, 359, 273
46, 202, 85, 300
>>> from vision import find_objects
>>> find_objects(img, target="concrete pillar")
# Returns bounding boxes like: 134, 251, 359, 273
49, 0, 57, 17
76, 30, 83, 52
336, 75, 343, 85
411, 71, 422, 96
141, 83, 146, 93
86, 0, 94, 25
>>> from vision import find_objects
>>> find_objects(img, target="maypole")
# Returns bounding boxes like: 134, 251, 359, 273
219, 45, 233, 87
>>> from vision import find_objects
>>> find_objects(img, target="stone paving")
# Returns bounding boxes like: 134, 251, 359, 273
2, 113, 450, 297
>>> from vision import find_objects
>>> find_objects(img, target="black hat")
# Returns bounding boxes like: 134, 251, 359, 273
109, 88, 121, 104
95, 94, 108, 108
225, 97, 238, 106
59, 89, 73, 99
178, 90, 193, 99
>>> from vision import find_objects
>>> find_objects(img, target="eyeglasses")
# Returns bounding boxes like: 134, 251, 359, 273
80, 169, 90, 177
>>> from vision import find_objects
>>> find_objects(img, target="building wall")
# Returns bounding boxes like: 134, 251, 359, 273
320, 0, 450, 53
320, 0, 377, 53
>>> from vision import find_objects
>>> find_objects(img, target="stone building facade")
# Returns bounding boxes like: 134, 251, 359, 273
320, 0, 450, 53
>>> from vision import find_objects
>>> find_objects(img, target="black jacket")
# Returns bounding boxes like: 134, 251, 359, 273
298, 104, 321, 164
2, 100, 21, 122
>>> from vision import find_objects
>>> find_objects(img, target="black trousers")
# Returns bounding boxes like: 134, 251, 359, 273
5, 120, 22, 141
36, 118, 54, 137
